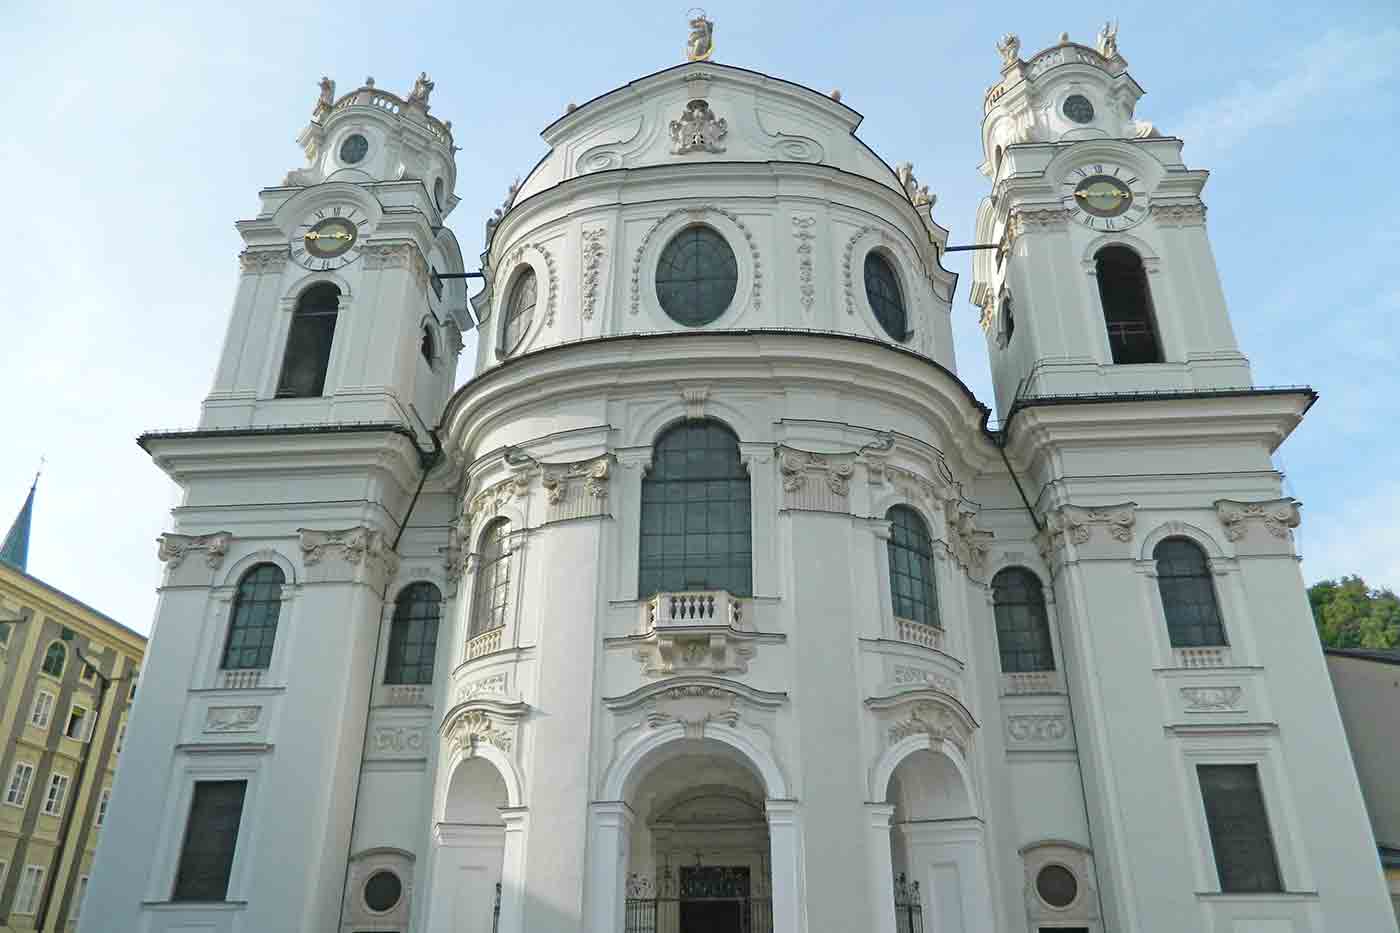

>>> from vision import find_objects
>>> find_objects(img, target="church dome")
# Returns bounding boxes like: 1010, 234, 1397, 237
470, 60, 958, 372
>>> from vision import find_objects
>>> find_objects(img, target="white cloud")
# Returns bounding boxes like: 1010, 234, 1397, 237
1300, 481, 1400, 590
1178, 28, 1400, 154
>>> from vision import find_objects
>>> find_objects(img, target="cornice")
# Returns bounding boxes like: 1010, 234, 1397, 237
602, 674, 787, 713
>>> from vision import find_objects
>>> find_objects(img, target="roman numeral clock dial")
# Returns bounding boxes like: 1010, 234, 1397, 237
1061, 163, 1148, 232
289, 203, 369, 270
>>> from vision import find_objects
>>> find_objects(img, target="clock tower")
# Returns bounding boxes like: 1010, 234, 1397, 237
971, 26, 1252, 417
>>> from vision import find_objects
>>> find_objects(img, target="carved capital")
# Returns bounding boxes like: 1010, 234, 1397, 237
1215, 498, 1301, 543
1005, 208, 1071, 245
469, 473, 532, 518
158, 532, 232, 570
298, 525, 399, 583
1037, 503, 1137, 562
1150, 202, 1207, 227
946, 503, 994, 576
779, 448, 856, 512
239, 250, 288, 275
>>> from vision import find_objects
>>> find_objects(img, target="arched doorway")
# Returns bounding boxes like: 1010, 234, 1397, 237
426, 757, 513, 933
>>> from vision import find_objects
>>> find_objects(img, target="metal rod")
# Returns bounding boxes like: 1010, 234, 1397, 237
942, 244, 999, 252
434, 272, 485, 279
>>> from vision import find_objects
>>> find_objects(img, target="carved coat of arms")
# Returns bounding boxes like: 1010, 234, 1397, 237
670, 99, 728, 155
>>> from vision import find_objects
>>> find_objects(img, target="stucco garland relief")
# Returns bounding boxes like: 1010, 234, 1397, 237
158, 532, 231, 570
1180, 686, 1243, 712
239, 249, 289, 275
977, 294, 997, 335
204, 705, 261, 734
1036, 503, 1137, 561
791, 215, 817, 310
508, 241, 559, 326
581, 228, 607, 320
457, 673, 508, 704
892, 665, 959, 698
299, 525, 400, 583
371, 726, 427, 756
1214, 498, 1301, 542
1006, 713, 1069, 744
1150, 202, 1207, 227
631, 206, 762, 315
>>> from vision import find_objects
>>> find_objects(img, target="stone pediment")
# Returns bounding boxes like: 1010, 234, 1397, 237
866, 688, 979, 756
604, 675, 786, 739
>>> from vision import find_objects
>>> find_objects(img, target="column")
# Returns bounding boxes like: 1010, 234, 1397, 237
498, 807, 529, 933
865, 803, 897, 933
586, 801, 633, 933
765, 799, 806, 933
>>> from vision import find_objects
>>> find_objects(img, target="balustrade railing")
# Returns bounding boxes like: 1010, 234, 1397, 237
220, 669, 262, 689
895, 618, 945, 652
1002, 670, 1063, 695
644, 590, 743, 631
1175, 646, 1231, 668
894, 873, 924, 933
385, 684, 427, 706
466, 626, 503, 660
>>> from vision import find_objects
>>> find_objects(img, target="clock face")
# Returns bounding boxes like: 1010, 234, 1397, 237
290, 205, 368, 270
1061, 163, 1148, 231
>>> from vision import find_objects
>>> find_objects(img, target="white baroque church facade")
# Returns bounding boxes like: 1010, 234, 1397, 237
83, 24, 1397, 933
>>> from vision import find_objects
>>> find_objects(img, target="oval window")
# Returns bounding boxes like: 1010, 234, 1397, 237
655, 226, 738, 326
501, 268, 537, 355
339, 133, 369, 164
863, 252, 907, 341
363, 870, 402, 912
1062, 94, 1094, 124
1035, 864, 1078, 908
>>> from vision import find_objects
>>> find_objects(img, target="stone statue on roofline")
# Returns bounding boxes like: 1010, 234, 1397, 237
995, 33, 1021, 68
315, 76, 335, 116
408, 72, 435, 109
895, 162, 934, 208
1097, 20, 1120, 59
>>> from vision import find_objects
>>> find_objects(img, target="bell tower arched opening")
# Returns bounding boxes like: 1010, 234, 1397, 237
1094, 245, 1162, 364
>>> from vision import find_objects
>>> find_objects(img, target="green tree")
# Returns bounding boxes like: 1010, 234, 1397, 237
1308, 576, 1400, 649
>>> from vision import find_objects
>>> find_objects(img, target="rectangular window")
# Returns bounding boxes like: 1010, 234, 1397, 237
14, 864, 46, 914
1199, 764, 1283, 893
129, 673, 138, 701
30, 690, 55, 729
42, 773, 70, 816
96, 788, 111, 827
75, 875, 89, 920
172, 780, 247, 902
116, 722, 127, 754
5, 761, 35, 806
81, 661, 97, 682
65, 704, 89, 741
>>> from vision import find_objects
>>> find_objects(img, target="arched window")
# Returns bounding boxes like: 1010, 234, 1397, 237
656, 226, 738, 326
992, 567, 1055, 672
41, 642, 66, 678
276, 283, 340, 397
471, 519, 513, 637
1095, 246, 1162, 364
998, 296, 1015, 348
1154, 538, 1226, 647
639, 420, 752, 597
886, 506, 939, 628
221, 564, 286, 670
385, 582, 442, 684
864, 252, 907, 341
501, 268, 537, 355
420, 325, 436, 365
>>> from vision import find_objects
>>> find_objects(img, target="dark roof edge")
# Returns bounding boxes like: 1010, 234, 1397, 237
0, 561, 146, 645
1325, 647, 1400, 667
137, 421, 419, 453
1001, 385, 1318, 437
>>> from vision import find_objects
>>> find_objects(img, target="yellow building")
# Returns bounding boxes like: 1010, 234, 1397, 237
0, 484, 146, 931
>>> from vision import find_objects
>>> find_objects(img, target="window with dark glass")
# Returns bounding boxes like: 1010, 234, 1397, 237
886, 506, 939, 628
220, 564, 285, 670
1154, 538, 1226, 648
1198, 765, 1283, 893
655, 226, 738, 326
992, 567, 1055, 672
501, 268, 537, 354
1062, 94, 1095, 124
385, 582, 442, 685
40, 642, 66, 677
470, 519, 513, 637
1095, 246, 1162, 364
421, 325, 436, 364
639, 420, 752, 597
276, 283, 340, 397
364, 870, 403, 912
1000, 297, 1015, 346
172, 780, 247, 902
864, 252, 907, 341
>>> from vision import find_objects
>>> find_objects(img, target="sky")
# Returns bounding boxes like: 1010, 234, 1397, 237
2, 0, 1397, 634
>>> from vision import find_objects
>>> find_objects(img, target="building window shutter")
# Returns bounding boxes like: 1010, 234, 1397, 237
172, 780, 247, 901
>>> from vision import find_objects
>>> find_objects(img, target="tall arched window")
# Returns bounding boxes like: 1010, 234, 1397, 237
887, 506, 939, 628
639, 420, 752, 597
1095, 246, 1162, 364
385, 582, 442, 684
1154, 538, 1226, 647
276, 283, 340, 397
864, 252, 907, 341
501, 269, 537, 355
992, 567, 1055, 672
41, 642, 66, 678
470, 519, 513, 637
221, 564, 286, 670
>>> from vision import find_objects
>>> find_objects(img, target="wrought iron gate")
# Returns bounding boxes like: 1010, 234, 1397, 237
894, 873, 924, 933
624, 866, 773, 933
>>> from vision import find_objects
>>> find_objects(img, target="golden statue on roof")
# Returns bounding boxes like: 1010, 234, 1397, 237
686, 10, 714, 62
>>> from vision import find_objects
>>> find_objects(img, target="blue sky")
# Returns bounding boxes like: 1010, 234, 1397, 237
2, 0, 1397, 633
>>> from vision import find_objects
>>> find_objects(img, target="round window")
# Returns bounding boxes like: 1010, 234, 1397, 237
434, 177, 445, 207
340, 134, 369, 164
863, 252, 907, 341
655, 226, 738, 326
364, 870, 402, 912
1035, 864, 1078, 908
501, 267, 538, 355
1062, 94, 1095, 124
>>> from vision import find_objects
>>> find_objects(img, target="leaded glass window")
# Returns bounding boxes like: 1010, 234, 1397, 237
40, 642, 66, 677
173, 780, 247, 902
864, 252, 907, 341
385, 582, 442, 685
276, 283, 340, 397
992, 567, 1055, 672
502, 269, 537, 354
655, 226, 738, 326
471, 519, 512, 637
639, 420, 752, 597
887, 506, 939, 628
1155, 538, 1226, 647
1198, 765, 1283, 893
221, 564, 285, 670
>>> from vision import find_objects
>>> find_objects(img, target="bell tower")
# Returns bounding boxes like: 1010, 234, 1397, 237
971, 25, 1252, 416
203, 73, 469, 437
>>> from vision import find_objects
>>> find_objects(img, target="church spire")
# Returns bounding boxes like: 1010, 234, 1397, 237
1, 474, 37, 572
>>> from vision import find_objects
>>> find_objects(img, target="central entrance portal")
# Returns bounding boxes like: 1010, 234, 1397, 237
678, 866, 749, 933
